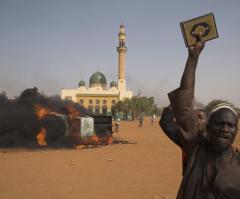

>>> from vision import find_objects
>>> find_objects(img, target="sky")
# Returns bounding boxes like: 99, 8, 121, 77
0, 0, 239, 107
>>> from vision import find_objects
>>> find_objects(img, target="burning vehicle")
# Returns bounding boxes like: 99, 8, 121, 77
0, 87, 113, 148
67, 115, 113, 146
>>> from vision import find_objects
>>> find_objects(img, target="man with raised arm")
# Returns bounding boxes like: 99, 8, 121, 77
168, 36, 240, 199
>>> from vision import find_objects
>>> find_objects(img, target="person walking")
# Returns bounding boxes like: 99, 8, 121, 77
151, 113, 156, 127
115, 118, 120, 132
138, 113, 144, 127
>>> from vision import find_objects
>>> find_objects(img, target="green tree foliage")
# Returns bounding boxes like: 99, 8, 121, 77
115, 96, 161, 119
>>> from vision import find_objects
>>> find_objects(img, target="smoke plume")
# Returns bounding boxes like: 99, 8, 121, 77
0, 87, 90, 148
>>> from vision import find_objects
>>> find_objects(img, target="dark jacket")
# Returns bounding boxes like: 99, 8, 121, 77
159, 106, 181, 147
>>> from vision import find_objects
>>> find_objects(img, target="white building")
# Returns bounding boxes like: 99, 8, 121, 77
61, 24, 133, 115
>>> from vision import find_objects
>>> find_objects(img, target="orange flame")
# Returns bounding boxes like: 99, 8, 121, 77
34, 104, 113, 147
106, 134, 113, 145
36, 127, 47, 146
77, 134, 113, 146
34, 104, 51, 120
80, 134, 100, 145
34, 104, 57, 146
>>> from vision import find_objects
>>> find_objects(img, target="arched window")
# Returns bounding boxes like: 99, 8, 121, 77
95, 105, 100, 115
102, 105, 107, 115
96, 99, 100, 104
88, 99, 93, 104
102, 99, 107, 105
79, 99, 84, 104
111, 100, 116, 105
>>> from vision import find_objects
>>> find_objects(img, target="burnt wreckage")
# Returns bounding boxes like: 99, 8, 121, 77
0, 87, 113, 148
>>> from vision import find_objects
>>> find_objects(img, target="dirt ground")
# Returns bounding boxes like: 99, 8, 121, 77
0, 118, 240, 199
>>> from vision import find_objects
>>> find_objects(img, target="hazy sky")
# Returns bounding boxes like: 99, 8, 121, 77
0, 0, 239, 107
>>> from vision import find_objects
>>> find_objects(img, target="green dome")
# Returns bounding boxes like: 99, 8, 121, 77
79, 80, 85, 87
110, 81, 117, 87
89, 72, 107, 87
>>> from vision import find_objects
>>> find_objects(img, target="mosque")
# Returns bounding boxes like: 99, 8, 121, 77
61, 24, 133, 115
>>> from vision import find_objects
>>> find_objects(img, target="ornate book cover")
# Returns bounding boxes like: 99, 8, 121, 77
180, 13, 219, 47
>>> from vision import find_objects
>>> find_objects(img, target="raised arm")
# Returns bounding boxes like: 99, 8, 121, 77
180, 35, 205, 90
168, 35, 205, 152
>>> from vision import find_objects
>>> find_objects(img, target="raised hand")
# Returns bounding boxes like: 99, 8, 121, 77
188, 33, 205, 58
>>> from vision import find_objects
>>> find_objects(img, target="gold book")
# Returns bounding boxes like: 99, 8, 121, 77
180, 12, 219, 47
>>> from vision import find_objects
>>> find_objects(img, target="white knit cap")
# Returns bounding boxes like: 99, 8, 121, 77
208, 102, 238, 120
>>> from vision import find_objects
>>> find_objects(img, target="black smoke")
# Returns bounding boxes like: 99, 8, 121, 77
0, 87, 90, 148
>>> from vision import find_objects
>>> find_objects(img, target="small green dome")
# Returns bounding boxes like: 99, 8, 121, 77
110, 81, 117, 87
89, 72, 107, 87
79, 80, 85, 87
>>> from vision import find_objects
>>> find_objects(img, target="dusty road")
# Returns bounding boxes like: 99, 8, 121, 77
0, 118, 240, 199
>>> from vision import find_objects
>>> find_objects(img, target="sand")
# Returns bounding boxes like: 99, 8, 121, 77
0, 118, 239, 199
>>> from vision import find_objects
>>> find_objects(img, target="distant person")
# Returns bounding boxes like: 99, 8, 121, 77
115, 118, 120, 132
166, 34, 240, 198
139, 113, 144, 127
151, 113, 156, 127
131, 113, 135, 121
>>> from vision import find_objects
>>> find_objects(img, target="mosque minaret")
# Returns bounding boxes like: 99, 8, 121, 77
61, 24, 133, 115
117, 24, 127, 91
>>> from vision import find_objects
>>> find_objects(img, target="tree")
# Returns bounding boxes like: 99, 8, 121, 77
115, 96, 161, 120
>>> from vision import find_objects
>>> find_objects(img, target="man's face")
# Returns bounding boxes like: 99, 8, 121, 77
207, 108, 238, 152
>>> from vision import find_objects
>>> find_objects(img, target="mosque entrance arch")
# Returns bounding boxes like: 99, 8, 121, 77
102, 105, 107, 115
95, 105, 100, 115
